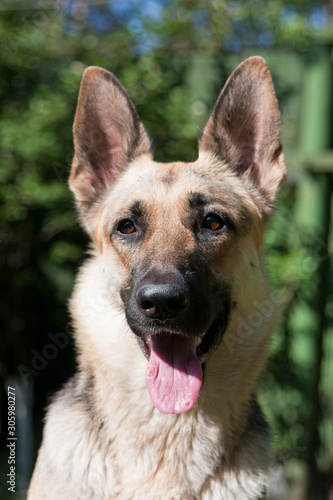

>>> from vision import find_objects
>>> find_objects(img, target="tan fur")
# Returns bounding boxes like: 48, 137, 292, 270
28, 57, 286, 499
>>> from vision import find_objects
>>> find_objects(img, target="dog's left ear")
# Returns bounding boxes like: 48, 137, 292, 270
69, 66, 151, 213
199, 57, 286, 203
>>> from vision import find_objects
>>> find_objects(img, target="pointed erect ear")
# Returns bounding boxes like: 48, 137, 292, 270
69, 67, 151, 210
199, 57, 286, 203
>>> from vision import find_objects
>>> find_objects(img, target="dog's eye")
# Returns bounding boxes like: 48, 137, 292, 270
202, 214, 225, 231
117, 219, 136, 235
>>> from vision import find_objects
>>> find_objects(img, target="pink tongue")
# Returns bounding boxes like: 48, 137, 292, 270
146, 334, 202, 414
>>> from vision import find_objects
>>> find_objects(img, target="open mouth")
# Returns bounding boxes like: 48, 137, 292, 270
139, 315, 225, 363
137, 315, 226, 415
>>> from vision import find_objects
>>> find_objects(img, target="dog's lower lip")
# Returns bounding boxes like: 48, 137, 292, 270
140, 335, 151, 359
196, 315, 225, 363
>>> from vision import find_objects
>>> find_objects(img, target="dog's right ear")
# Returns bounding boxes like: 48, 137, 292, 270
69, 67, 151, 213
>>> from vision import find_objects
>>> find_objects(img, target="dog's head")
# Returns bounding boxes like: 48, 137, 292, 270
69, 58, 286, 415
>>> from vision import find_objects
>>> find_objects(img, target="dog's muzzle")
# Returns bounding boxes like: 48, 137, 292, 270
121, 267, 229, 414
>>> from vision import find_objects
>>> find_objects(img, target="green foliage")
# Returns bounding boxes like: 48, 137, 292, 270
1, 1, 332, 496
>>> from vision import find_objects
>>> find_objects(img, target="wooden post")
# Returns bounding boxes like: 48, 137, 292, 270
296, 46, 333, 499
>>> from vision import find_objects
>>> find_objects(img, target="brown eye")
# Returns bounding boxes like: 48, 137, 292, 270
202, 214, 225, 231
117, 219, 136, 235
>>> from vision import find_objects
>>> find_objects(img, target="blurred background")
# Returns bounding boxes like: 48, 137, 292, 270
0, 0, 333, 498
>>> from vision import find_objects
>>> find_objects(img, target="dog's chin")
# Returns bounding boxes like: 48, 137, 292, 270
137, 314, 226, 364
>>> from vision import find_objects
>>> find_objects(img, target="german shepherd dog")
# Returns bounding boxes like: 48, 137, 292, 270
28, 57, 286, 499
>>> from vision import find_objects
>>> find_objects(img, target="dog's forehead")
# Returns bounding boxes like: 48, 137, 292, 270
101, 155, 261, 231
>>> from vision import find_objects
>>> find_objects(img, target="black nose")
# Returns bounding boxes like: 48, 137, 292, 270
136, 283, 188, 320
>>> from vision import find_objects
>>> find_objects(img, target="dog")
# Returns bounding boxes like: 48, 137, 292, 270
28, 56, 286, 499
